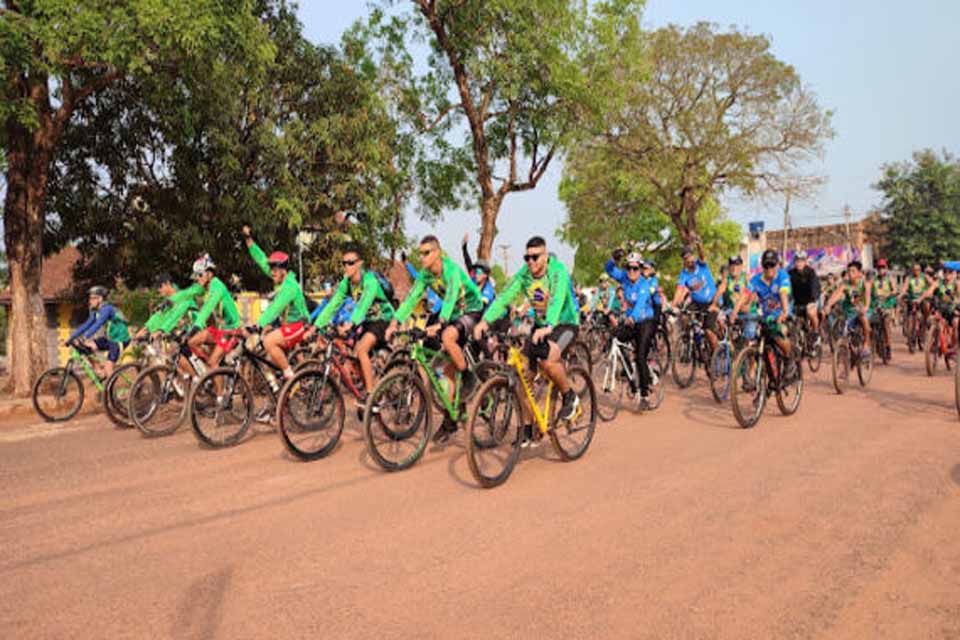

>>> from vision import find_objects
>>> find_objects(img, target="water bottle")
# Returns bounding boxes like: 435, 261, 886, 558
189, 354, 207, 376
265, 371, 280, 394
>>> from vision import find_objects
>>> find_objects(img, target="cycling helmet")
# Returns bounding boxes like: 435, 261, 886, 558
795, 250, 809, 260
88, 286, 108, 298
761, 249, 779, 268
728, 255, 743, 266
643, 258, 656, 269
267, 251, 290, 268
192, 254, 215, 277
473, 259, 492, 274
626, 252, 643, 266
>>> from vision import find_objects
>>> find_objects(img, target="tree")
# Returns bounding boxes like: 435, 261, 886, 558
1, 0, 271, 395
43, 3, 409, 295
572, 22, 832, 249
559, 141, 740, 286
873, 149, 960, 266
345, 0, 645, 259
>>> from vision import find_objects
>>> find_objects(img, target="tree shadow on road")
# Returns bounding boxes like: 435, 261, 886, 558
172, 565, 233, 640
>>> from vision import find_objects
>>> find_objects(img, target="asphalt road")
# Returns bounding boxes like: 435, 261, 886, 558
2, 344, 959, 639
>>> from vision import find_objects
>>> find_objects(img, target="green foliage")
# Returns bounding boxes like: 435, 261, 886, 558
571, 22, 833, 245
111, 281, 162, 327
490, 264, 509, 291
38, 2, 410, 291
874, 149, 960, 266
344, 0, 645, 256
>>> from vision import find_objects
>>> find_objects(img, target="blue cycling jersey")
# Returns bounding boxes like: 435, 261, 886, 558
605, 259, 660, 321
678, 260, 717, 305
748, 269, 792, 320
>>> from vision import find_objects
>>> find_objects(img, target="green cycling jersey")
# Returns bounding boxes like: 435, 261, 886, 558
145, 283, 203, 334
315, 271, 395, 328
193, 276, 241, 330
872, 275, 898, 309
248, 241, 308, 327
840, 279, 868, 316
905, 275, 928, 300
483, 255, 579, 327
395, 255, 483, 324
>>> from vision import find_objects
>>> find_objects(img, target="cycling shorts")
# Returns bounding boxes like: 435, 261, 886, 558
525, 324, 578, 361
689, 301, 718, 332
444, 312, 482, 347
360, 320, 390, 349
208, 327, 240, 352
93, 337, 128, 363
277, 321, 306, 349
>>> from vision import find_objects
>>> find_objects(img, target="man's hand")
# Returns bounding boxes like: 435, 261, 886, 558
532, 325, 553, 344
241, 225, 252, 238
462, 232, 469, 246
612, 247, 624, 262
474, 319, 489, 341
707, 303, 719, 313
302, 325, 317, 341
425, 323, 441, 338
136, 327, 147, 339
385, 320, 399, 342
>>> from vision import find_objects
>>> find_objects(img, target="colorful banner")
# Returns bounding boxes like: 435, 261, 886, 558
750, 245, 865, 276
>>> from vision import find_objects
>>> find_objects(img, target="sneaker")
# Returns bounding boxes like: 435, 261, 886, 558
557, 390, 580, 421
519, 423, 536, 448
460, 369, 477, 399
432, 417, 458, 444
638, 389, 651, 411
254, 407, 274, 424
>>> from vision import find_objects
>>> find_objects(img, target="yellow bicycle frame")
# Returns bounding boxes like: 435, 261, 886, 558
506, 345, 554, 435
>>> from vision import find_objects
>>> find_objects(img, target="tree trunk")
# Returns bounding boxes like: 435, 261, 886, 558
477, 193, 502, 262
4, 123, 53, 396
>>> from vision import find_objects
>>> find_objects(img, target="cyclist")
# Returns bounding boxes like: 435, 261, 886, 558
387, 235, 484, 442
788, 250, 821, 346
308, 244, 395, 400
188, 254, 242, 371
138, 274, 202, 339
605, 250, 661, 403
824, 260, 872, 356
899, 261, 931, 326
732, 248, 793, 361
402, 251, 443, 320
462, 233, 497, 307
871, 259, 897, 358
672, 244, 719, 353
67, 285, 131, 379
475, 236, 582, 436
712, 255, 758, 340
919, 264, 960, 342
241, 226, 309, 384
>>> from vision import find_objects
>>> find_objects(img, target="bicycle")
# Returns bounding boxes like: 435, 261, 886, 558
902, 300, 927, 354
871, 307, 893, 365
831, 314, 873, 394
729, 316, 804, 429
361, 328, 496, 472
794, 312, 824, 373
32, 342, 107, 422
592, 323, 665, 420
709, 313, 748, 403
188, 330, 284, 448
669, 308, 714, 389
466, 333, 597, 488
128, 333, 207, 438
924, 309, 956, 377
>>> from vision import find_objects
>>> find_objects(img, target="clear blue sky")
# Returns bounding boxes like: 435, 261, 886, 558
298, 0, 960, 270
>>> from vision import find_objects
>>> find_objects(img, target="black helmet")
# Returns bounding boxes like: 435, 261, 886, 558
728, 255, 743, 266
88, 286, 108, 298
761, 249, 779, 268
473, 259, 492, 274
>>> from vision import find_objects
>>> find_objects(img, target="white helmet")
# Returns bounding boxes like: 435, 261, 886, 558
192, 254, 215, 277
626, 252, 643, 266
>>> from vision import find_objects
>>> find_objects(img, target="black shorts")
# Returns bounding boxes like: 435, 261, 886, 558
444, 312, 482, 347
689, 301, 718, 332
361, 320, 390, 348
526, 324, 579, 361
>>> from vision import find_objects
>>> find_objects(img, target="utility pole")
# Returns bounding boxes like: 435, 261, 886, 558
497, 244, 511, 274
843, 204, 852, 261
782, 191, 791, 259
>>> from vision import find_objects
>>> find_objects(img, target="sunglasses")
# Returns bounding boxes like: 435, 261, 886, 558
627, 265, 641, 272
341, 259, 359, 267
762, 262, 778, 269
523, 253, 544, 263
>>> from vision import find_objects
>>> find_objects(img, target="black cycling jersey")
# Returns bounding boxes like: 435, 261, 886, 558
788, 265, 820, 306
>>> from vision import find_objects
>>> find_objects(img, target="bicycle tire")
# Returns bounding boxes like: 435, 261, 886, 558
466, 374, 522, 488
276, 368, 345, 461
672, 335, 697, 389
549, 365, 596, 461
955, 359, 960, 421
709, 343, 731, 403
857, 341, 873, 387
776, 354, 803, 416
925, 326, 939, 377
643, 350, 665, 411
104, 362, 141, 428
130, 364, 189, 437
32, 367, 84, 423
832, 339, 850, 394
189, 368, 253, 448
593, 358, 624, 422
730, 346, 765, 428
564, 340, 593, 374
363, 368, 431, 472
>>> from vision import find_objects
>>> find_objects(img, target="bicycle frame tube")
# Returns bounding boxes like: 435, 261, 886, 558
506, 346, 553, 434
411, 342, 461, 420
75, 351, 105, 392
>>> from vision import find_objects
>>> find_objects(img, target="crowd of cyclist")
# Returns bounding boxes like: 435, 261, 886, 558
64, 221, 960, 439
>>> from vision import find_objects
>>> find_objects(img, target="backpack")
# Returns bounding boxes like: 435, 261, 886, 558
372, 271, 399, 307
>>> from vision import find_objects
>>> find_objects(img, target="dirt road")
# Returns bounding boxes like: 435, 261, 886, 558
2, 346, 959, 639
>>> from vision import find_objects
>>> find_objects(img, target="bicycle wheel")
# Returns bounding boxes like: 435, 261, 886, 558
549, 365, 596, 461
32, 367, 85, 423
955, 360, 960, 420
363, 368, 431, 471
643, 350, 665, 411
592, 357, 624, 422
564, 340, 593, 374
672, 336, 696, 389
807, 331, 823, 373
190, 368, 253, 448
104, 362, 141, 428
905, 314, 916, 353
276, 368, 345, 461
856, 339, 873, 386
924, 327, 939, 377
730, 346, 765, 428
130, 364, 189, 437
656, 327, 672, 370
709, 343, 732, 403
776, 354, 804, 416
832, 339, 850, 394
466, 374, 522, 488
